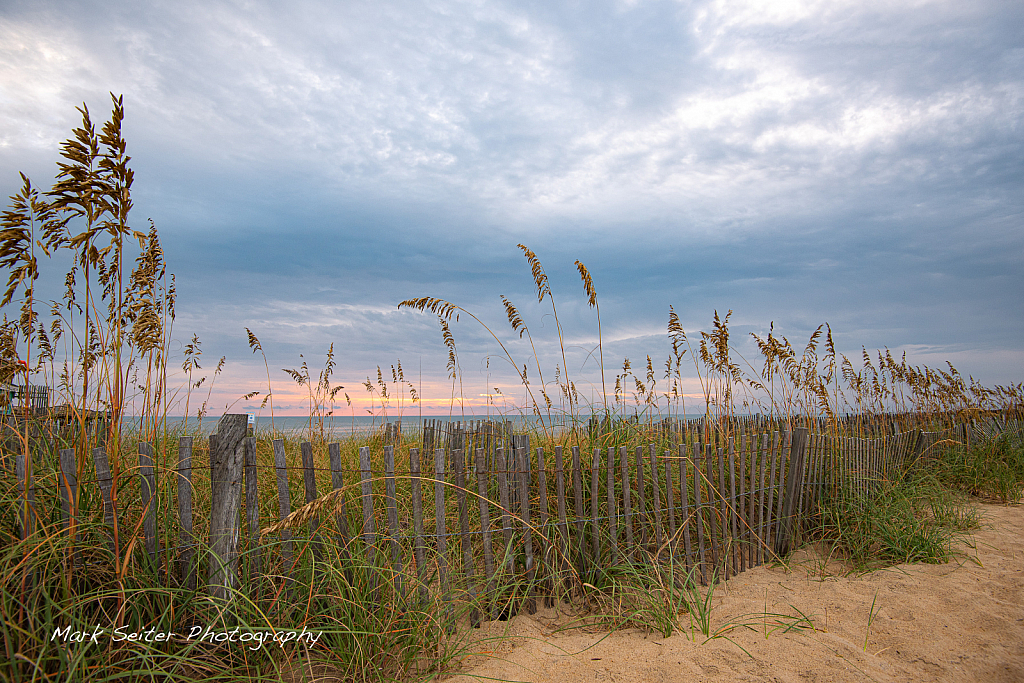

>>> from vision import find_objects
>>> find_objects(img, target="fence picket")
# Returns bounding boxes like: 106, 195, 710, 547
92, 446, 115, 544
718, 445, 729, 578
177, 437, 195, 590
634, 445, 646, 550
358, 445, 378, 598
555, 445, 570, 601
434, 448, 452, 630
384, 444, 404, 602
474, 447, 495, 621
409, 447, 428, 604
208, 414, 246, 600
665, 447, 676, 558
590, 448, 601, 562
536, 447, 554, 607
678, 444, 694, 577
516, 447, 536, 614
649, 444, 662, 560
300, 442, 322, 563
138, 442, 158, 570
693, 443, 708, 585
454, 448, 479, 626
620, 446, 634, 563
58, 448, 77, 538
273, 439, 294, 593
756, 433, 768, 566
607, 447, 619, 562
244, 437, 260, 581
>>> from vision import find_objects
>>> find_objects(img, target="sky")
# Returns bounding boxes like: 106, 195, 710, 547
1, 0, 1022, 417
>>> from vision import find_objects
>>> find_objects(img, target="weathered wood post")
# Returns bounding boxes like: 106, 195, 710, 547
777, 427, 809, 556
208, 414, 247, 601
243, 436, 261, 583
177, 437, 196, 590
92, 446, 116, 553
138, 442, 158, 570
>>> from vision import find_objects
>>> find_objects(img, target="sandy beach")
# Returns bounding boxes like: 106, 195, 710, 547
445, 503, 1024, 683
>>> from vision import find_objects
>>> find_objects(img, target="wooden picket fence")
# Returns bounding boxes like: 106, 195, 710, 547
9, 413, 995, 625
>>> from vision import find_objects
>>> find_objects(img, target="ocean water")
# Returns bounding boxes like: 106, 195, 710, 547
125, 412, 707, 437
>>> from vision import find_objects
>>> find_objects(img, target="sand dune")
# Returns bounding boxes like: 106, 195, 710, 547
447, 503, 1024, 683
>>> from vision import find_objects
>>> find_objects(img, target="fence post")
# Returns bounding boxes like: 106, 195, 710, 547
244, 436, 261, 583
383, 444, 404, 602
434, 447, 453, 631
359, 446, 378, 599
92, 446, 116, 552
208, 414, 247, 601
58, 448, 77, 537
15, 450, 34, 541
301, 441, 323, 564
138, 442, 158, 571
777, 427, 809, 556
177, 437, 195, 590
273, 439, 294, 595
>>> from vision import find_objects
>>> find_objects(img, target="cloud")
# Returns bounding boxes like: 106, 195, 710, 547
1, 0, 1021, 414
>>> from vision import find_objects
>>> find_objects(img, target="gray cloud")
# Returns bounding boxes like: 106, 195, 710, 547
1, 0, 1021, 412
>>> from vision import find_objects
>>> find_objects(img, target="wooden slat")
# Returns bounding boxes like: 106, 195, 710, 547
649, 444, 663, 560
590, 448, 601, 562
495, 447, 514, 574
728, 441, 738, 577
300, 442, 322, 562
243, 437, 260, 580
607, 447, 619, 562
634, 445, 647, 550
746, 433, 757, 569
273, 439, 294, 591
678, 443, 694, 577
742, 434, 752, 572
58, 448, 77, 537
409, 447, 428, 604
756, 433, 768, 566
517, 447, 536, 614
571, 446, 584, 550
474, 447, 495, 622
454, 448, 479, 627
764, 431, 781, 556
536, 447, 554, 607
208, 414, 247, 600
92, 446, 116, 537
554, 445, 570, 601
704, 443, 719, 578
434, 448, 452, 630
692, 442, 707, 585
358, 445, 378, 598
775, 429, 797, 555
718, 445, 729, 578
177, 437, 195, 590
779, 427, 809, 555
15, 450, 34, 541
137, 442, 158, 569
665, 445, 676, 558
620, 446, 634, 563
328, 443, 351, 546
384, 444, 404, 601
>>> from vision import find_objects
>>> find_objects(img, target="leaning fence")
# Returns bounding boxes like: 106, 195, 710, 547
5, 413, 1011, 626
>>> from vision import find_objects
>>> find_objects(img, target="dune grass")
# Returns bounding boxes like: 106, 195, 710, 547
2, 95, 1023, 681
929, 429, 1024, 503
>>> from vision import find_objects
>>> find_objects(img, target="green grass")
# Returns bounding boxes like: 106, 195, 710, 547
0, 431, 483, 683
929, 430, 1024, 502
813, 473, 979, 570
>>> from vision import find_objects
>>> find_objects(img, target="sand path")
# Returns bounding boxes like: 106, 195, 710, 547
446, 503, 1024, 683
